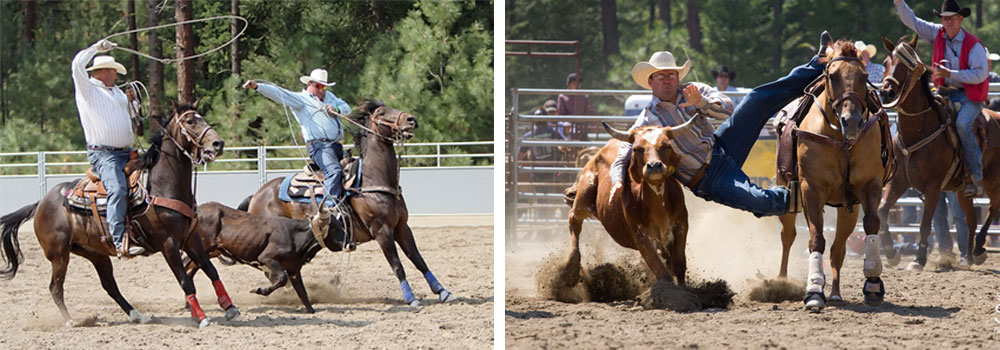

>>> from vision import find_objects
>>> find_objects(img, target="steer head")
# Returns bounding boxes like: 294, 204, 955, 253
602, 117, 696, 189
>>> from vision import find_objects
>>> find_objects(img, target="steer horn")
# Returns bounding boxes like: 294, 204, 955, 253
602, 121, 631, 142
666, 113, 700, 138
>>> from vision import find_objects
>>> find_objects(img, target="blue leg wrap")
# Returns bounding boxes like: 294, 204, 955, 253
424, 271, 444, 294
400, 280, 416, 304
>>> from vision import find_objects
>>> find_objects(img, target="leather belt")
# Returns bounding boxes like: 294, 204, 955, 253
306, 138, 339, 146
686, 163, 710, 189
87, 145, 129, 152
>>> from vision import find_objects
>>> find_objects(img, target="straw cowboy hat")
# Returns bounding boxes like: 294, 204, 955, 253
299, 68, 336, 86
933, 0, 971, 18
854, 41, 877, 58
631, 51, 691, 89
86, 56, 126, 75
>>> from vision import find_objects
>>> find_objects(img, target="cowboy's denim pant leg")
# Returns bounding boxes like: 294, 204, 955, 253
950, 91, 984, 181
715, 56, 826, 166
86, 148, 131, 246
932, 191, 969, 257
694, 144, 788, 217
307, 141, 344, 207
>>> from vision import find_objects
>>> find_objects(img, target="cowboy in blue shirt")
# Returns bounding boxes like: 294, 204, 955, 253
244, 69, 352, 208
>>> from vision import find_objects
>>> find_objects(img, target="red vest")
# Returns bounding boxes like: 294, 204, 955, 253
932, 28, 989, 102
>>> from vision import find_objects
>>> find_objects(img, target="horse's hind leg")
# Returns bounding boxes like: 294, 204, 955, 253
74, 247, 149, 323
45, 244, 73, 325
183, 235, 240, 321
287, 269, 315, 313
372, 223, 419, 307
777, 213, 797, 278
957, 194, 986, 265
394, 225, 455, 303
877, 180, 908, 267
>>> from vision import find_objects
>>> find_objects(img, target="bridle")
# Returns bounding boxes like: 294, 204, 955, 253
881, 43, 931, 115
808, 55, 873, 134
162, 110, 216, 165
339, 106, 414, 143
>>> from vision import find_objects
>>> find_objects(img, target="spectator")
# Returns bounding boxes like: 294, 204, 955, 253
557, 73, 595, 140
712, 66, 748, 106
855, 41, 885, 84
988, 52, 999, 83
931, 191, 968, 264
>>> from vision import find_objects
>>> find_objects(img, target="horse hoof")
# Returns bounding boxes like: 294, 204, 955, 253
827, 295, 844, 305
804, 292, 826, 312
129, 310, 152, 324
64, 319, 76, 328
408, 300, 422, 308
884, 249, 900, 267
973, 252, 987, 265
439, 290, 456, 303
862, 277, 885, 307
198, 317, 212, 329
224, 307, 242, 322
905, 261, 924, 271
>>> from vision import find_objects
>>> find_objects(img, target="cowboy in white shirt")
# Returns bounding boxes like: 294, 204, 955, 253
243, 69, 351, 209
72, 39, 144, 257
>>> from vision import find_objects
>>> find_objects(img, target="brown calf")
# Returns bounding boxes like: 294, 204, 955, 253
184, 202, 347, 313
562, 120, 694, 286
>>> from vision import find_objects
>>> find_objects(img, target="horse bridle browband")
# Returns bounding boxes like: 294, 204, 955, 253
821, 56, 871, 126
882, 43, 929, 113
165, 110, 215, 164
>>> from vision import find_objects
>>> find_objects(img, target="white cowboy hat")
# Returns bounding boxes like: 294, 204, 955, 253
86, 56, 126, 75
988, 53, 1000, 61
631, 51, 691, 89
299, 68, 336, 86
854, 41, 877, 58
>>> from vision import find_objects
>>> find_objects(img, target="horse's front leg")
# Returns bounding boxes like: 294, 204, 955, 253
372, 222, 419, 307
160, 236, 211, 328
877, 179, 908, 267
183, 233, 240, 321
860, 178, 885, 306
829, 206, 858, 305
394, 224, 455, 302
802, 180, 828, 311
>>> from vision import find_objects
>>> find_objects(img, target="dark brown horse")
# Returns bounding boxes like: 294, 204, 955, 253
775, 41, 888, 310
242, 100, 456, 307
0, 102, 240, 328
875, 35, 995, 269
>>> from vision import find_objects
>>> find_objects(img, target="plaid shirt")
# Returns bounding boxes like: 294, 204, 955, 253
610, 82, 733, 185
866, 62, 885, 85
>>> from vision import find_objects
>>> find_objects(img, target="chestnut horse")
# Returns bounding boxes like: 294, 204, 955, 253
0, 103, 240, 328
242, 100, 456, 307
776, 41, 889, 310
875, 35, 995, 269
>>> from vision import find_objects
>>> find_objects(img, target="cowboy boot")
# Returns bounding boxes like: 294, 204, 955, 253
818, 31, 832, 58
963, 177, 984, 198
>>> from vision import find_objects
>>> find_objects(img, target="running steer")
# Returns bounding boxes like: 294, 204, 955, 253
184, 202, 348, 313
562, 120, 694, 286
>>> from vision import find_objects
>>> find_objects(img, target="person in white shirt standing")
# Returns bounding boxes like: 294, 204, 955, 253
72, 39, 144, 257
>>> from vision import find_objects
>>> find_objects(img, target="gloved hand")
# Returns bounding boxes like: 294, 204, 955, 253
96, 39, 117, 52
242, 80, 258, 90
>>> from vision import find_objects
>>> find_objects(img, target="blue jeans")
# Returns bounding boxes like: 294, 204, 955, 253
86, 148, 131, 247
949, 91, 984, 181
306, 141, 344, 207
932, 191, 969, 257
694, 56, 826, 217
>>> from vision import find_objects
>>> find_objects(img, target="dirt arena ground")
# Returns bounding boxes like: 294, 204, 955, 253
506, 193, 1000, 349
0, 216, 493, 349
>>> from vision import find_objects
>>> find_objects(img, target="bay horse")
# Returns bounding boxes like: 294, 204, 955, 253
0, 102, 240, 328
875, 35, 995, 269
242, 100, 456, 307
776, 41, 889, 310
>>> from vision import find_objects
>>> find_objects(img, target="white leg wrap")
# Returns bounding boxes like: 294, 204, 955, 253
863, 235, 883, 278
129, 309, 151, 324
806, 251, 825, 293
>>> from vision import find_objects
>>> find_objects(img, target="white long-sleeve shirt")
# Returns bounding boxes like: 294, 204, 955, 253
895, 0, 988, 86
72, 45, 134, 148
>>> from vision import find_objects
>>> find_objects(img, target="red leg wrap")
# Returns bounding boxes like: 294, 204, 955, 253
212, 280, 234, 310
186, 294, 206, 321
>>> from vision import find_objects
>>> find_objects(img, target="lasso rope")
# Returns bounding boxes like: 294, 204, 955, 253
103, 15, 248, 65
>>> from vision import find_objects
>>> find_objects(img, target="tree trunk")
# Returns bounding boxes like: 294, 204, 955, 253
146, 0, 164, 121
686, 0, 703, 52
231, 0, 241, 75
858, 0, 869, 34
21, 0, 36, 43
127, 0, 140, 82
771, 0, 783, 71
176, 0, 195, 104
600, 0, 620, 68
648, 0, 654, 30
976, 0, 982, 28
658, 0, 670, 32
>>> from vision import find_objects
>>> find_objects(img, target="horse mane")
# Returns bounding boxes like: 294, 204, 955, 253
346, 99, 387, 158
136, 119, 164, 171
832, 40, 859, 59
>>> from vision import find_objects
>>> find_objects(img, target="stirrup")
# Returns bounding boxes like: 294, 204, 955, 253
962, 178, 983, 198
785, 181, 802, 214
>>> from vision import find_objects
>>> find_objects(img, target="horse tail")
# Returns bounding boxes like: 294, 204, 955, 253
236, 195, 253, 212
0, 202, 38, 280
563, 184, 578, 206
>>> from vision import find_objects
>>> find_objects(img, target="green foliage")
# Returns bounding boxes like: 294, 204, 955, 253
0, 0, 493, 160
